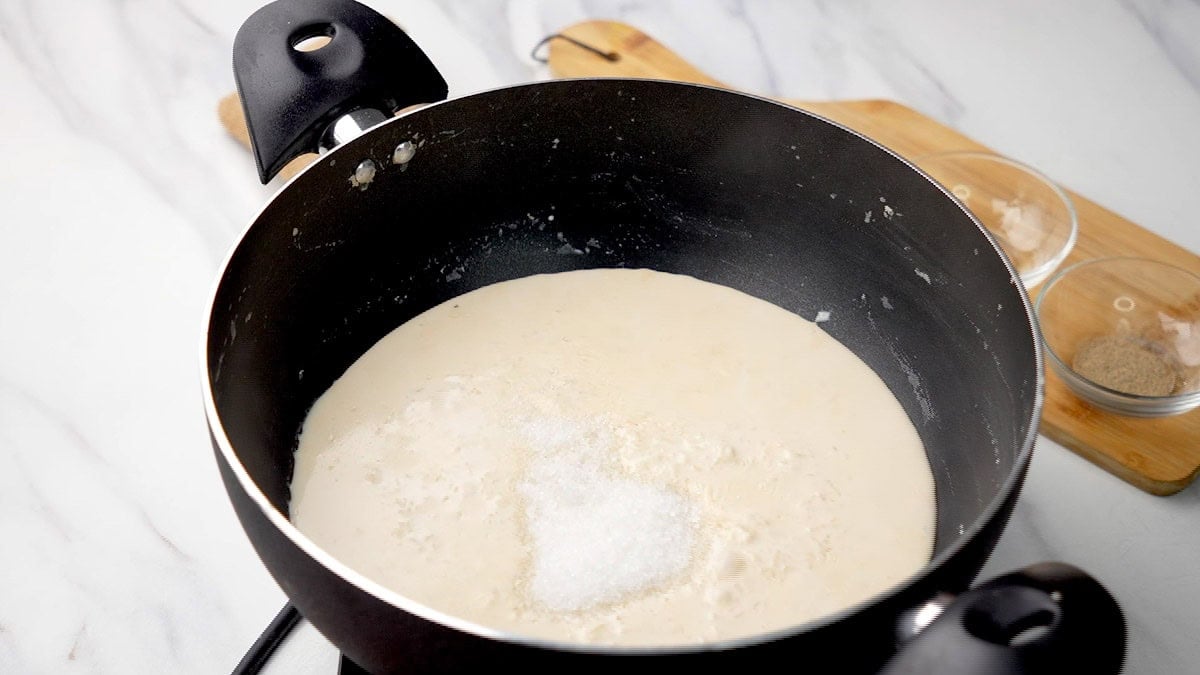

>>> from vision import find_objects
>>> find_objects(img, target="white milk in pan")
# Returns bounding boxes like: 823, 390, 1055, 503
290, 268, 935, 646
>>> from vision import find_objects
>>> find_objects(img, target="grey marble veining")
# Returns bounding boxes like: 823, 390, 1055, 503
1, 1, 1198, 673
0, 1, 262, 261
1122, 0, 1200, 92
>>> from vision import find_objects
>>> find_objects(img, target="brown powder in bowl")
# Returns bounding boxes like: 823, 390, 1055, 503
1071, 335, 1179, 397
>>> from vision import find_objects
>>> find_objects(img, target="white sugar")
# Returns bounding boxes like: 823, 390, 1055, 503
519, 419, 695, 612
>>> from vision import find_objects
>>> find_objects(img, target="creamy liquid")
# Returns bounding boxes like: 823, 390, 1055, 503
291, 268, 935, 646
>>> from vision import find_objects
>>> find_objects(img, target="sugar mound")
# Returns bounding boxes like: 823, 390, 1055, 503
519, 419, 695, 612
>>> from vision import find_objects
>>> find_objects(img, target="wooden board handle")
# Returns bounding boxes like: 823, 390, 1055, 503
546, 21, 988, 161
546, 21, 724, 87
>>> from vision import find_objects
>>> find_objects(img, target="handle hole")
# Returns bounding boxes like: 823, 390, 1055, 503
1009, 621, 1052, 647
964, 606, 1057, 646
292, 24, 336, 52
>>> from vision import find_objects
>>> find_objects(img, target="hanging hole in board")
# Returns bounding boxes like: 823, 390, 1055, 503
292, 24, 336, 52
531, 33, 620, 64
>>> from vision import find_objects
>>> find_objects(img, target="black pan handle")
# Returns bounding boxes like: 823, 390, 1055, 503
880, 562, 1125, 674
233, 0, 448, 183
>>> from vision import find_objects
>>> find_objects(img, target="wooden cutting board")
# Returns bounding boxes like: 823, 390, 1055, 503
218, 20, 1200, 494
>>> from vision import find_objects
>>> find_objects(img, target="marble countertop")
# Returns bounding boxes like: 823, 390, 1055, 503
2, 1, 1198, 673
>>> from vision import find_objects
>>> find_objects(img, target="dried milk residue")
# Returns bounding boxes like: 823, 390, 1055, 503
990, 198, 1046, 253
519, 419, 695, 612
1159, 312, 1200, 367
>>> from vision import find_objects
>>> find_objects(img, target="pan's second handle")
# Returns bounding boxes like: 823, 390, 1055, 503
881, 562, 1125, 674
233, 0, 448, 183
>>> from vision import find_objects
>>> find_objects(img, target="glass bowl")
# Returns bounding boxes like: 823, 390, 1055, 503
1036, 257, 1200, 417
915, 151, 1077, 288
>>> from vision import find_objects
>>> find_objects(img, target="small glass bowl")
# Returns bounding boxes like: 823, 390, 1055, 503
915, 151, 1077, 288
1036, 257, 1200, 417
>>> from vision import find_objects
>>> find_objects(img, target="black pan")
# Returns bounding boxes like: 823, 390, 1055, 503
203, 1, 1124, 672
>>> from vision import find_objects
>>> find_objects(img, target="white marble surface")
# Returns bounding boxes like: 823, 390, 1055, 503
1, 0, 1198, 673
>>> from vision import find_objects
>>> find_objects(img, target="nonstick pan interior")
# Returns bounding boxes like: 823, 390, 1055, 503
207, 79, 1039, 573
